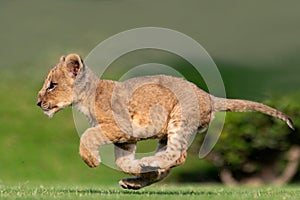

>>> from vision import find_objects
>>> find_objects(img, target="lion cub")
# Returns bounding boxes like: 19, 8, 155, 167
37, 53, 294, 189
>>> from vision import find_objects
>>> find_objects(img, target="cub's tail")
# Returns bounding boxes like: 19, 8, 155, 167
211, 96, 295, 130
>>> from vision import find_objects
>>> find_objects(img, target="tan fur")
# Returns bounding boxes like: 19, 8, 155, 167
37, 53, 294, 190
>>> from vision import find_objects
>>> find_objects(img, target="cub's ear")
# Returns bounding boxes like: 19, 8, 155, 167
64, 54, 84, 78
59, 55, 65, 63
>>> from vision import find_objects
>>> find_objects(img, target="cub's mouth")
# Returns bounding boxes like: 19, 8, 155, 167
37, 99, 71, 118
42, 106, 60, 118
36, 101, 60, 118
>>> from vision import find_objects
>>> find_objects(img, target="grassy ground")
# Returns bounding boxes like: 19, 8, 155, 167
1, 184, 300, 200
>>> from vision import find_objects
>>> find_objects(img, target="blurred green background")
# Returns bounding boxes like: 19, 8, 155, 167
0, 0, 299, 186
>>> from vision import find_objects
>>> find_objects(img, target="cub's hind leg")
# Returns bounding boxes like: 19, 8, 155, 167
121, 148, 187, 190
115, 139, 175, 190
138, 102, 197, 170
154, 137, 187, 168
139, 124, 191, 170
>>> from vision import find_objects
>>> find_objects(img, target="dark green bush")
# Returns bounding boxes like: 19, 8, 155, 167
202, 93, 300, 185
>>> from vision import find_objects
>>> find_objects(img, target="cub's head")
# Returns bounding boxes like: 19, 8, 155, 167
36, 54, 84, 117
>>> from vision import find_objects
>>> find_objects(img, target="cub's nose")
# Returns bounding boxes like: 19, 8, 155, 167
36, 100, 42, 107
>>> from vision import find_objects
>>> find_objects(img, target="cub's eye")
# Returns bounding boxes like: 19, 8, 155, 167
47, 82, 57, 92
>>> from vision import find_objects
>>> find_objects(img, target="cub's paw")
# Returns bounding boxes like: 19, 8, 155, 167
79, 143, 100, 168
119, 177, 145, 190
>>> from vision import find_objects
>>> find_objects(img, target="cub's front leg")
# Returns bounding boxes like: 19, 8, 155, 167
79, 126, 111, 168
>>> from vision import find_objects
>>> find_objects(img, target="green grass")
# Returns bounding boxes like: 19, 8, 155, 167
1, 184, 300, 200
